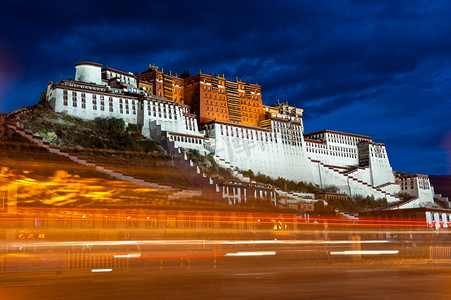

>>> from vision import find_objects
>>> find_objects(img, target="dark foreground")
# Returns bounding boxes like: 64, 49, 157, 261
2, 261, 451, 300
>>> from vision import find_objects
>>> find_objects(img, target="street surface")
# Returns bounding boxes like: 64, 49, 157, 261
1, 262, 451, 299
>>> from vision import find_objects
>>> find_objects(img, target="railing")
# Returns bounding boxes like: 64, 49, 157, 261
65, 251, 129, 271
430, 246, 451, 260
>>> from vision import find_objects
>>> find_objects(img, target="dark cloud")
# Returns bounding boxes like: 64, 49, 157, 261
1, 0, 450, 174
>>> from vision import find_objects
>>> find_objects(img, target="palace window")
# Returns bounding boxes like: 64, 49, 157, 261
109, 97, 113, 112
63, 90, 68, 106
72, 92, 77, 107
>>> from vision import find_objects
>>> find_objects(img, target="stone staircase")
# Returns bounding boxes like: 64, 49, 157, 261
6, 122, 184, 194
343, 166, 368, 175
309, 159, 401, 203
213, 154, 321, 209
213, 155, 252, 182
375, 182, 395, 189
148, 121, 225, 203
334, 209, 359, 220
207, 149, 402, 214
386, 197, 420, 210
366, 196, 420, 212
170, 149, 369, 218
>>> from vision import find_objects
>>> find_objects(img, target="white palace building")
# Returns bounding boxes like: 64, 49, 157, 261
45, 62, 436, 209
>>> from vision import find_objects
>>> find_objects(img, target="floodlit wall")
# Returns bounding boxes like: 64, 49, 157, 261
75, 62, 103, 85
211, 122, 315, 183
44, 61, 438, 207
368, 144, 395, 186
347, 167, 372, 184
309, 161, 399, 202
48, 86, 138, 126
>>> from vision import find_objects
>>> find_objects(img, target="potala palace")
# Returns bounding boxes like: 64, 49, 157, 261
45, 62, 436, 210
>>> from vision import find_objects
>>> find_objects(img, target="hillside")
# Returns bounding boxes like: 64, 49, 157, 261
3, 104, 400, 214
0, 119, 212, 208
17, 103, 189, 186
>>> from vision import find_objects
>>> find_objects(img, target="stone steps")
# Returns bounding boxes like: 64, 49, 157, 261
149, 121, 224, 203
312, 159, 401, 203
7, 123, 178, 193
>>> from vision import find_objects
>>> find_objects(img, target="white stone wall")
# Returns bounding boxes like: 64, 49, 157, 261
417, 177, 434, 205
45, 62, 436, 207
305, 131, 369, 168
368, 144, 395, 186
47, 81, 411, 204
399, 176, 433, 205
75, 64, 102, 85
213, 122, 315, 183
425, 211, 451, 230
49, 86, 138, 126
169, 134, 206, 155
48, 83, 203, 149
305, 140, 359, 167
309, 161, 399, 201
209, 122, 403, 202
347, 167, 372, 184
378, 183, 401, 195
103, 69, 137, 88
141, 99, 203, 141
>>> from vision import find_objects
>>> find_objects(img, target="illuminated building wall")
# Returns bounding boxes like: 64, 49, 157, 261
46, 62, 205, 156
183, 74, 265, 127
136, 67, 185, 103
137, 67, 265, 127
45, 61, 435, 207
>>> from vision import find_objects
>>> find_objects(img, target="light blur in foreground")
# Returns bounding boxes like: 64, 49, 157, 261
1, 141, 451, 299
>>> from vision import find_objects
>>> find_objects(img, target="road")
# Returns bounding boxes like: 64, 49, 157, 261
1, 263, 451, 299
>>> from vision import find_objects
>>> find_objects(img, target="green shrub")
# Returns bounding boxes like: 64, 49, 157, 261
242, 170, 319, 193
126, 124, 140, 133
326, 194, 388, 214
94, 117, 125, 133
397, 192, 414, 200
136, 139, 160, 153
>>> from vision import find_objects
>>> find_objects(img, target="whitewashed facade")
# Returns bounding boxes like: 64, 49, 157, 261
47, 62, 204, 155
45, 62, 435, 207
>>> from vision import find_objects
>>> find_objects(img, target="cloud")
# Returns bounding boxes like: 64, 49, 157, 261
0, 0, 449, 174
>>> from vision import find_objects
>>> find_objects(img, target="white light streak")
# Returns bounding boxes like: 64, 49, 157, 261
0, 239, 394, 251
91, 268, 113, 272
222, 240, 279, 245
330, 250, 399, 256
114, 253, 141, 258
225, 251, 276, 257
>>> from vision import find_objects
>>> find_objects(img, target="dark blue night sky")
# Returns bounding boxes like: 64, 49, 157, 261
1, 0, 450, 175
